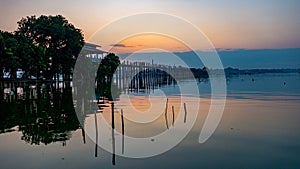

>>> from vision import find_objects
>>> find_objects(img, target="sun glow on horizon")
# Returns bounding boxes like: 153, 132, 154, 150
106, 34, 191, 54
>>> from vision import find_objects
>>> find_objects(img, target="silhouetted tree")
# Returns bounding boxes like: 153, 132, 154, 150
96, 53, 120, 83
0, 32, 5, 79
0, 31, 20, 78
14, 32, 44, 79
95, 53, 121, 100
16, 15, 84, 80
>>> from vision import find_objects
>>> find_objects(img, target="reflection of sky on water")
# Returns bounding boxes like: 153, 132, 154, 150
226, 73, 300, 95
1, 96, 299, 168
145, 73, 300, 100
0, 73, 300, 169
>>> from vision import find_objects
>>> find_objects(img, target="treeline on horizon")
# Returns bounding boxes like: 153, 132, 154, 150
223, 67, 300, 76
191, 67, 300, 78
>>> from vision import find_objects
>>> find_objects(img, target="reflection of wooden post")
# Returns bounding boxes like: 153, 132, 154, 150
121, 109, 125, 154
94, 111, 98, 157
165, 98, 169, 129
81, 97, 85, 115
184, 103, 187, 123
81, 96, 86, 144
81, 127, 86, 144
111, 102, 115, 129
172, 106, 175, 126
111, 102, 116, 165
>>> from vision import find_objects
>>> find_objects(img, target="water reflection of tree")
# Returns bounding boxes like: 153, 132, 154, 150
0, 84, 80, 145
95, 82, 121, 101
0, 101, 23, 133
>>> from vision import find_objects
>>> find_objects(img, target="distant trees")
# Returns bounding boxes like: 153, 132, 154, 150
0, 15, 84, 81
190, 67, 209, 78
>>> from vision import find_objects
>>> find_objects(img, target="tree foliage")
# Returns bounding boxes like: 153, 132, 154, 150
0, 14, 122, 84
16, 15, 85, 80
96, 53, 120, 83
0, 31, 20, 78
0, 15, 85, 80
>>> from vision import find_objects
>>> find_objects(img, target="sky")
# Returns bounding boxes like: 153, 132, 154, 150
0, 0, 300, 53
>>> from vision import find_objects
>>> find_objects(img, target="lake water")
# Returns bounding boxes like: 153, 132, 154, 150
0, 73, 300, 169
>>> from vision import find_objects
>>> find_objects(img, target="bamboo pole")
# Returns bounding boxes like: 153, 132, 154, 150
121, 109, 125, 154
172, 106, 175, 126
81, 127, 86, 144
111, 102, 116, 165
165, 98, 169, 129
184, 103, 187, 123
94, 111, 98, 157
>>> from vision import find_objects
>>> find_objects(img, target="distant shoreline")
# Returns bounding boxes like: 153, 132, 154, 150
223, 68, 300, 76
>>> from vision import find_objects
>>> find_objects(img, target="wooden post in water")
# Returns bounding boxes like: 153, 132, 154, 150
143, 62, 146, 89
111, 102, 116, 165
81, 127, 86, 144
121, 63, 125, 90
184, 103, 187, 123
94, 111, 98, 157
111, 102, 115, 129
116, 65, 119, 88
172, 106, 175, 126
81, 97, 86, 144
121, 109, 125, 154
165, 98, 169, 129
130, 62, 133, 91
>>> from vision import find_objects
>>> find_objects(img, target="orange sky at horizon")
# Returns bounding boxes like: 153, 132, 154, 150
107, 34, 191, 54
0, 0, 299, 52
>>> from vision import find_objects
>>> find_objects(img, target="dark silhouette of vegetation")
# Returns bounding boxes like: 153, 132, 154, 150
95, 82, 121, 101
0, 85, 80, 145
0, 31, 20, 78
0, 15, 84, 81
96, 53, 120, 83
190, 67, 209, 78
95, 53, 121, 100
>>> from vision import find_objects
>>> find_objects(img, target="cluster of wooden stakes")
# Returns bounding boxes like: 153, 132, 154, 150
90, 97, 188, 166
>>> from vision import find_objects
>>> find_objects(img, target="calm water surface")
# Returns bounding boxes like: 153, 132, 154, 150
0, 73, 299, 169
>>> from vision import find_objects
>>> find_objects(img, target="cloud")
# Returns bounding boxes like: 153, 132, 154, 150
110, 43, 134, 48
216, 48, 247, 52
